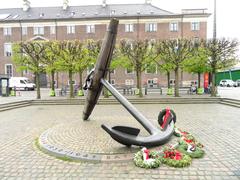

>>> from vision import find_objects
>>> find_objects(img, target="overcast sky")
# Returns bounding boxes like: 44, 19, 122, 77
0, 0, 239, 41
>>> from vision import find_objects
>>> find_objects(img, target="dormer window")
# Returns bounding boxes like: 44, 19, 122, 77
111, 10, 115, 15
71, 11, 75, 17
39, 13, 44, 18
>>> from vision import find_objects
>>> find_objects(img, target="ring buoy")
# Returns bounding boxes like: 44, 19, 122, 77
158, 109, 176, 127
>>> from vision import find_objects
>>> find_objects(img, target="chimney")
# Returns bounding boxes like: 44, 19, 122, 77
145, 0, 152, 4
23, 0, 31, 12
63, 0, 69, 10
102, 0, 106, 8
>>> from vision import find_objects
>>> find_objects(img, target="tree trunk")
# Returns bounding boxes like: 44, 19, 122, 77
211, 72, 217, 97
198, 72, 201, 88
36, 72, 41, 99
69, 69, 74, 98
79, 71, 83, 90
174, 67, 180, 97
136, 69, 143, 97
180, 69, 183, 87
56, 72, 59, 88
51, 70, 55, 91
108, 71, 111, 83
167, 71, 170, 88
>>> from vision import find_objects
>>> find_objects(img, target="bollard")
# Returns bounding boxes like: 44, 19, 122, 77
167, 88, 174, 95
78, 89, 84, 96
197, 88, 204, 95
49, 89, 56, 97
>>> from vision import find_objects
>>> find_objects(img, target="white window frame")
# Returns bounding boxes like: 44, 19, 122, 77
86, 24, 95, 33
5, 64, 13, 77
68, 80, 76, 85
145, 23, 157, 32
22, 26, 28, 35
33, 26, 44, 35
4, 43, 12, 57
125, 24, 134, 32
110, 79, 115, 85
170, 22, 178, 32
50, 26, 56, 34
170, 79, 175, 85
109, 69, 115, 74
125, 79, 134, 86
3, 27, 12, 36
125, 67, 134, 74
67, 25, 75, 34
191, 22, 200, 31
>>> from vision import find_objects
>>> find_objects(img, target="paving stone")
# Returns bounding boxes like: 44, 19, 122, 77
0, 104, 239, 179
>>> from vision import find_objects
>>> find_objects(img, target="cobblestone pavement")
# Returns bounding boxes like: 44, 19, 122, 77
0, 104, 240, 179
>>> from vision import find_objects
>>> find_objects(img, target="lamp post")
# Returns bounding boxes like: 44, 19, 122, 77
213, 0, 217, 40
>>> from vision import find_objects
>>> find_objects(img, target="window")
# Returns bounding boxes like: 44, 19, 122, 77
34, 26, 44, 35
125, 79, 134, 86
125, 24, 134, 32
170, 22, 178, 32
22, 27, 28, 35
68, 80, 76, 85
170, 79, 175, 85
110, 69, 115, 74
23, 69, 29, 75
4, 43, 12, 56
110, 79, 115, 85
50, 26, 56, 34
125, 67, 134, 74
147, 78, 158, 88
3, 27, 12, 36
145, 23, 157, 32
86, 25, 95, 33
5, 64, 13, 77
67, 25, 75, 34
191, 22, 200, 31
145, 64, 157, 74
20, 80, 26, 84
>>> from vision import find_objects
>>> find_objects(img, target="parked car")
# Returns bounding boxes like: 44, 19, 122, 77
9, 77, 36, 91
219, 79, 236, 87
236, 79, 240, 87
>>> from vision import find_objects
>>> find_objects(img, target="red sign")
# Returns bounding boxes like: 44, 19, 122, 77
204, 73, 209, 88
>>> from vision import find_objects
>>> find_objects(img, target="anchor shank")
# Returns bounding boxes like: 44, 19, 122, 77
101, 79, 159, 134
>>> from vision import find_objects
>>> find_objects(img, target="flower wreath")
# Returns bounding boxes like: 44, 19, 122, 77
133, 148, 161, 169
180, 134, 204, 148
177, 143, 205, 158
160, 146, 191, 168
174, 127, 189, 137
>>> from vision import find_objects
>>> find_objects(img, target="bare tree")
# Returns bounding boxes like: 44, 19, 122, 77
154, 39, 196, 97
119, 39, 154, 97
204, 38, 239, 96
13, 41, 46, 99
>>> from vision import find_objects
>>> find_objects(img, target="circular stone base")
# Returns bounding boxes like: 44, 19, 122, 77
38, 118, 177, 162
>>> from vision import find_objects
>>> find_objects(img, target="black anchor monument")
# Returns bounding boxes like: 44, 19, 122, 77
83, 19, 175, 147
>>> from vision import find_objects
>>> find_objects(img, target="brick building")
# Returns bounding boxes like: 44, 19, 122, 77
0, 1, 210, 88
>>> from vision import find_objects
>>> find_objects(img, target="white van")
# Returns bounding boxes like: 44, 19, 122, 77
9, 77, 36, 91
219, 79, 236, 87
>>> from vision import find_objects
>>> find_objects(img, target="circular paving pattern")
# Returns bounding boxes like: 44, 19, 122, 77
38, 116, 177, 162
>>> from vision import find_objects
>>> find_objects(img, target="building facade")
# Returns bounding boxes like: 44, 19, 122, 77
0, 2, 210, 88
